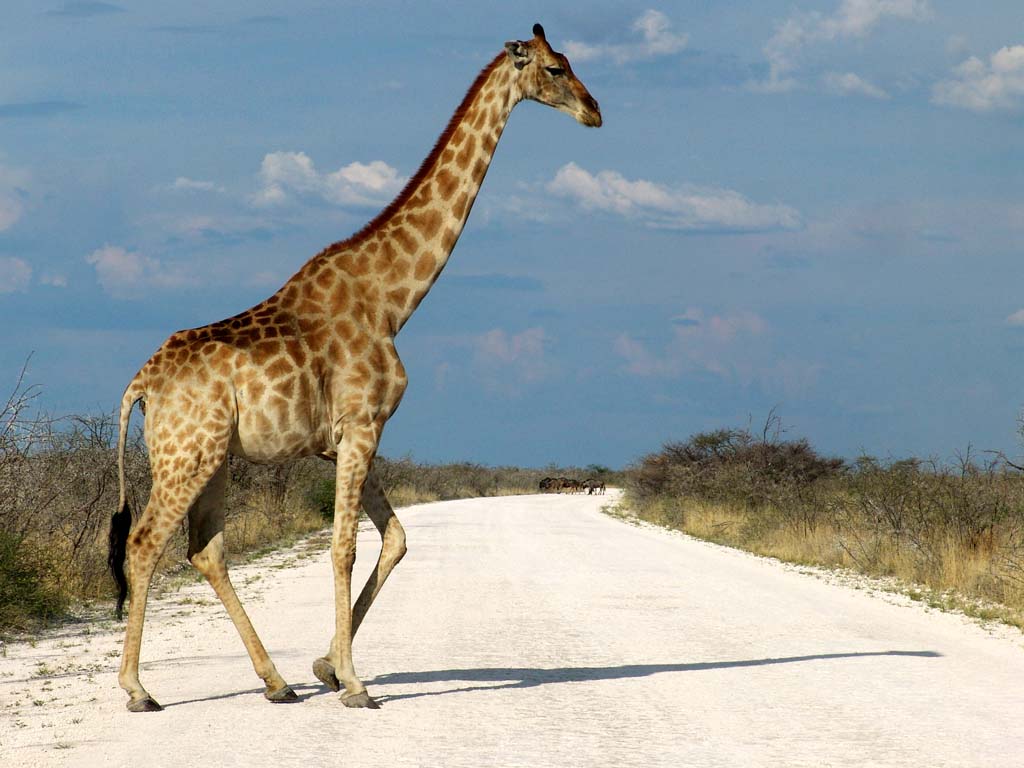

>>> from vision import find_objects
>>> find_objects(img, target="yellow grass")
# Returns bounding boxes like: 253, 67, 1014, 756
627, 494, 1024, 631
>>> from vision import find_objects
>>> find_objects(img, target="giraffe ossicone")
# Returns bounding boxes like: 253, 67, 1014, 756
108, 23, 600, 712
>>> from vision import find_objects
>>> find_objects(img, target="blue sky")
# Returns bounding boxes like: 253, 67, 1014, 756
2, 1, 1023, 468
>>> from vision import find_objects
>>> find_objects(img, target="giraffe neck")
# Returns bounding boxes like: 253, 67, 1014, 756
322, 54, 519, 334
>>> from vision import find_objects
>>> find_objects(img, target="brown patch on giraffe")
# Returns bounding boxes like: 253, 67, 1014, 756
348, 360, 372, 385
246, 380, 266, 402
273, 377, 295, 399
392, 226, 416, 255
453, 192, 470, 221
367, 344, 387, 375
435, 167, 458, 200
165, 334, 187, 350
441, 226, 458, 252
386, 287, 410, 306
285, 338, 306, 367
473, 157, 488, 181
297, 315, 325, 335
251, 340, 281, 365
475, 107, 490, 130
265, 357, 292, 381
455, 134, 477, 169
303, 281, 325, 302
413, 253, 434, 281
330, 280, 350, 311
349, 334, 369, 356
281, 285, 300, 305
326, 339, 342, 362
305, 327, 330, 351
410, 209, 443, 241
343, 253, 372, 278
386, 258, 410, 284
314, 265, 335, 289
335, 318, 356, 341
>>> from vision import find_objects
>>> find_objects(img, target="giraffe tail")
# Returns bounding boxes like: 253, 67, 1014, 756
108, 379, 143, 620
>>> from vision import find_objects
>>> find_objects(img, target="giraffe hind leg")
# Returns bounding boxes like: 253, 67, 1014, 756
118, 467, 220, 711
186, 461, 295, 703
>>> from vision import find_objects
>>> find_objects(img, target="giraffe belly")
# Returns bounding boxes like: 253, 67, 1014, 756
230, 382, 332, 463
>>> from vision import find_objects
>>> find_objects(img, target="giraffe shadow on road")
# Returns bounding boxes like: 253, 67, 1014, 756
366, 650, 942, 704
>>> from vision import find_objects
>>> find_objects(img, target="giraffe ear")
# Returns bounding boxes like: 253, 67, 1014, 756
504, 40, 533, 70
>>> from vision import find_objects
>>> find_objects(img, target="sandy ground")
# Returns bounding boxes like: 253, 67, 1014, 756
2, 490, 1024, 767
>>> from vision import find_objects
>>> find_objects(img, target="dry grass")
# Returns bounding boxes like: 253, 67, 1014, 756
626, 490, 1024, 630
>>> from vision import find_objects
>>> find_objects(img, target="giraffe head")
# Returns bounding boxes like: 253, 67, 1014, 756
505, 23, 602, 128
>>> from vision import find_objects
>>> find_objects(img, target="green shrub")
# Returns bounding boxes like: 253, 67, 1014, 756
0, 532, 66, 631
307, 478, 337, 520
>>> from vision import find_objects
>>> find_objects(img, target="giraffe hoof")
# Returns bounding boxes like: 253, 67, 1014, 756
265, 684, 298, 703
126, 696, 163, 713
341, 690, 380, 709
312, 657, 341, 692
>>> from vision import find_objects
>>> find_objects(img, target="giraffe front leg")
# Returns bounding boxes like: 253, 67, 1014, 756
324, 422, 381, 709
313, 469, 407, 694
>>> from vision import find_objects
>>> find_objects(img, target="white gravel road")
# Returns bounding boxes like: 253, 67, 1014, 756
3, 491, 1024, 767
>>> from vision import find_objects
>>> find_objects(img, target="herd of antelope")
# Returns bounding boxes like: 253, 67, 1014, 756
539, 477, 606, 495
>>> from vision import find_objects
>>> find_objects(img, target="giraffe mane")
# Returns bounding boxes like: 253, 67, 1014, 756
316, 51, 506, 258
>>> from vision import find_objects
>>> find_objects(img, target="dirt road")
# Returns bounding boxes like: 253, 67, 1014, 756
3, 491, 1023, 767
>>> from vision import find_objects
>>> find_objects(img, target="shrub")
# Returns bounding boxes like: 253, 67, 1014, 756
0, 532, 66, 630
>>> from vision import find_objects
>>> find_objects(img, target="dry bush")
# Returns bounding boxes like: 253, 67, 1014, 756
624, 421, 1024, 625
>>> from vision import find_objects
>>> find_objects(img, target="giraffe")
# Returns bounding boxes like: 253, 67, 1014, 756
108, 23, 601, 712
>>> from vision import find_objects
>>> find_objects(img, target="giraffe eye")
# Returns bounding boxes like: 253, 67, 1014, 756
545, 66, 566, 77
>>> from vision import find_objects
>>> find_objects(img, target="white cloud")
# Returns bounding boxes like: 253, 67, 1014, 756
430, 327, 555, 395
564, 10, 687, 65
0, 257, 32, 293
615, 308, 768, 379
1006, 309, 1024, 326
472, 327, 549, 380
86, 244, 193, 298
170, 176, 221, 192
756, 0, 931, 92
823, 71, 890, 98
0, 164, 30, 232
614, 309, 821, 395
252, 151, 405, 207
932, 45, 1024, 112
547, 162, 801, 232
39, 272, 68, 288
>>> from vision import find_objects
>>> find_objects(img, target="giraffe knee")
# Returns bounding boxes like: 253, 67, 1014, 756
387, 522, 407, 564
126, 526, 158, 568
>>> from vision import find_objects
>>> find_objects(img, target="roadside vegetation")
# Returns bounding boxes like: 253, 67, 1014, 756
0, 367, 614, 634
623, 413, 1024, 629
